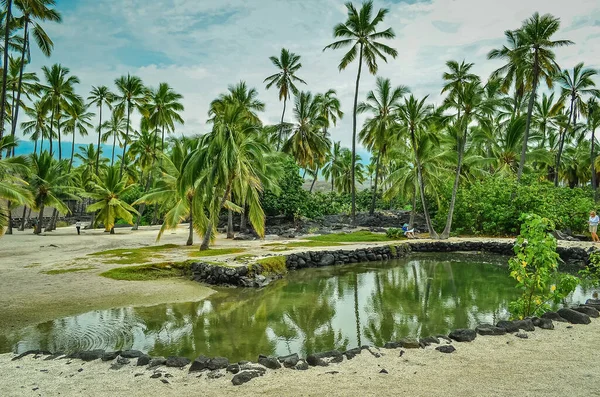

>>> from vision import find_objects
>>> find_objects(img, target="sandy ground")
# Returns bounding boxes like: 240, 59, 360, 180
1, 319, 599, 397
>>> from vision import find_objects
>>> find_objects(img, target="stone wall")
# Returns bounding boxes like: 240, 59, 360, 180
190, 240, 593, 288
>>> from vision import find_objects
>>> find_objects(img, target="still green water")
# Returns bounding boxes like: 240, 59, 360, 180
4, 253, 592, 362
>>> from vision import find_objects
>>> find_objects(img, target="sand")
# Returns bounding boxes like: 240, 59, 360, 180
1, 319, 599, 397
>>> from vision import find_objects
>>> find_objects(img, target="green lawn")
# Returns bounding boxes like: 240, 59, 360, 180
100, 261, 193, 281
305, 230, 400, 243
43, 267, 95, 275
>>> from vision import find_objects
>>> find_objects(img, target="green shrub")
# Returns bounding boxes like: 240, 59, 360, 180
508, 214, 579, 319
386, 228, 404, 239
252, 256, 287, 276
579, 251, 600, 286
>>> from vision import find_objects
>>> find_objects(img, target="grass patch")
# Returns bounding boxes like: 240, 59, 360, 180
88, 244, 186, 265
235, 254, 258, 262
252, 256, 287, 276
24, 263, 41, 268
306, 231, 397, 243
188, 248, 246, 258
100, 261, 193, 281
43, 267, 95, 275
389, 245, 398, 257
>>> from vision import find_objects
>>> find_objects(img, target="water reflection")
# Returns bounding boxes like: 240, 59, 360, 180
6, 254, 596, 362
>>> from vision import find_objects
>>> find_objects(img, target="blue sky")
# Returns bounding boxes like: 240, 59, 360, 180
20, 0, 600, 152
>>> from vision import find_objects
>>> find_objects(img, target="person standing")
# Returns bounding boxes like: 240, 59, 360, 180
75, 220, 81, 235
589, 211, 599, 242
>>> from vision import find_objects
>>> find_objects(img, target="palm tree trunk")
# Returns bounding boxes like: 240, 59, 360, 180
517, 51, 539, 183
310, 168, 318, 193
6, 202, 12, 234
57, 115, 62, 160
409, 185, 416, 229
186, 213, 194, 246
240, 205, 247, 233
69, 129, 76, 171
133, 172, 151, 230
200, 184, 232, 250
302, 169, 307, 179
369, 154, 380, 216
95, 103, 103, 173
200, 225, 212, 250
111, 130, 116, 166
227, 209, 234, 239
0, 0, 12, 147
33, 138, 37, 155
554, 98, 575, 187
18, 205, 26, 231
34, 204, 44, 234
10, 20, 28, 148
592, 125, 597, 195
411, 129, 438, 238
46, 208, 58, 232
350, 44, 364, 225
277, 97, 287, 151
353, 273, 361, 347
49, 106, 54, 156
440, 130, 466, 239
119, 103, 131, 178
6, 88, 15, 157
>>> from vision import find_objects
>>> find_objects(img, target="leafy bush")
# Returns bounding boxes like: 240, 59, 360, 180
508, 214, 579, 319
579, 251, 600, 286
434, 175, 595, 236
386, 227, 404, 239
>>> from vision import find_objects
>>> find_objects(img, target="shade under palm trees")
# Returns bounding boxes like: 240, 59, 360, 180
324, 0, 397, 223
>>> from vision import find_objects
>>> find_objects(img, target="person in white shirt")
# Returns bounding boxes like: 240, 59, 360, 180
588, 211, 599, 242
75, 220, 81, 235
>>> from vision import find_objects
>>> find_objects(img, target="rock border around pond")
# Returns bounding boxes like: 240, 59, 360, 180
189, 240, 593, 288
11, 299, 599, 386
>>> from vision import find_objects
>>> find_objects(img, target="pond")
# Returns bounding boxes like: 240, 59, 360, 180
3, 253, 596, 362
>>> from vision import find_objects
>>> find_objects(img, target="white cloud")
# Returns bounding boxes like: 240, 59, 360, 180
21, 0, 600, 152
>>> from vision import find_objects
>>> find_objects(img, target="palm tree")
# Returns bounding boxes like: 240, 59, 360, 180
128, 126, 158, 230
88, 85, 113, 173
29, 151, 76, 234
554, 63, 599, 186
0, 136, 32, 235
264, 48, 307, 150
322, 141, 343, 192
10, 0, 61, 141
283, 91, 330, 172
336, 148, 365, 194
489, 12, 572, 182
209, 81, 263, 125
0, 0, 14, 145
114, 74, 147, 177
324, 0, 397, 223
147, 82, 184, 152
20, 100, 48, 154
40, 63, 80, 159
85, 166, 138, 234
588, 98, 600, 193
63, 97, 94, 171
396, 95, 438, 238
358, 77, 409, 215
101, 106, 127, 166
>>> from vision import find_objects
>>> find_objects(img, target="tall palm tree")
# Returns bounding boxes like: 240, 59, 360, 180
62, 97, 94, 171
85, 165, 138, 234
40, 63, 80, 159
358, 77, 409, 215
114, 74, 147, 177
489, 12, 572, 182
322, 141, 343, 192
588, 98, 600, 193
209, 81, 264, 125
0, 135, 32, 235
101, 106, 127, 166
554, 63, 599, 186
441, 60, 479, 121
20, 100, 48, 154
147, 82, 184, 152
324, 0, 397, 223
128, 126, 158, 230
10, 0, 61, 141
88, 85, 113, 173
0, 0, 14, 145
336, 147, 365, 194
264, 48, 307, 150
283, 91, 330, 172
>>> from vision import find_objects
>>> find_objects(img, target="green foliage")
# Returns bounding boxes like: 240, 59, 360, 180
306, 230, 394, 243
435, 175, 594, 236
389, 245, 397, 257
188, 248, 246, 258
508, 214, 579, 319
100, 261, 193, 281
254, 256, 287, 276
579, 251, 600, 287
262, 158, 309, 219
386, 228, 404, 239
43, 267, 95, 275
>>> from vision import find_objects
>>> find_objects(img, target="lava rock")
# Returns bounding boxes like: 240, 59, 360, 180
399, 338, 421, 349
136, 354, 151, 366
101, 351, 120, 362
117, 357, 130, 365
573, 305, 600, 318
383, 341, 401, 349
436, 345, 456, 353
165, 356, 191, 368
344, 347, 362, 360
584, 299, 600, 311
496, 319, 534, 332
295, 360, 309, 370
448, 329, 476, 342
258, 355, 281, 369
78, 350, 105, 362
419, 336, 440, 346
226, 364, 240, 374
541, 312, 568, 322
208, 357, 229, 370
232, 370, 262, 386
319, 254, 335, 267
120, 350, 143, 359
148, 357, 166, 368
476, 324, 507, 336
277, 353, 299, 368
306, 350, 343, 366
239, 363, 267, 374
557, 308, 591, 324
531, 317, 554, 330
189, 355, 210, 373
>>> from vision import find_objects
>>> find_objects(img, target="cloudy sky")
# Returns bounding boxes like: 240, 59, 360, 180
22, 0, 600, 151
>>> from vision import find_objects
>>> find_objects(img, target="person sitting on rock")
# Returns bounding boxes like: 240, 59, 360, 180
589, 211, 599, 243
402, 223, 415, 239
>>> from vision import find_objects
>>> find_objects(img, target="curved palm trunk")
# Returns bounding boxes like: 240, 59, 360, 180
49, 106, 55, 156
10, 20, 28, 147
33, 138, 38, 155
95, 104, 103, 173
119, 103, 131, 178
57, 115, 62, 160
440, 128, 467, 239
201, 184, 232, 251
277, 97, 287, 151
0, 0, 12, 146
46, 208, 58, 231
517, 51, 539, 183
6, 88, 15, 157
592, 125, 597, 196
411, 128, 438, 238
227, 209, 234, 239
186, 215, 194, 246
554, 97, 575, 187
6, 204, 12, 234
34, 204, 44, 234
111, 130, 116, 166
409, 184, 416, 229
240, 205, 247, 233
369, 154, 381, 216
69, 129, 76, 171
310, 167, 318, 193
350, 44, 364, 225
18, 205, 27, 231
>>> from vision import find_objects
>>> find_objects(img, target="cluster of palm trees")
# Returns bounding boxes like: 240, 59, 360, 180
1, 0, 600, 246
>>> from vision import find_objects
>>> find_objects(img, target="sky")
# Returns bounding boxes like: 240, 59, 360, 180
19, 0, 600, 153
